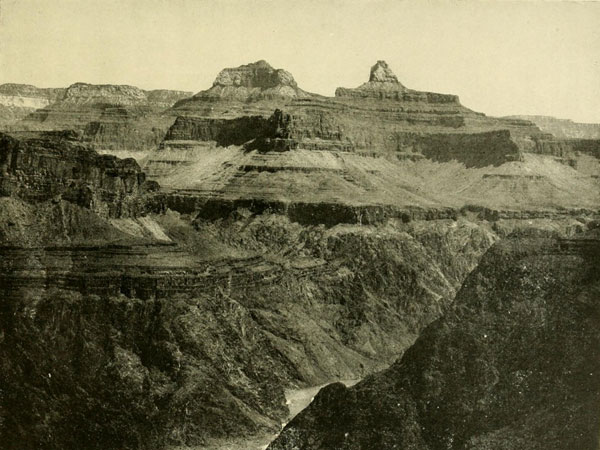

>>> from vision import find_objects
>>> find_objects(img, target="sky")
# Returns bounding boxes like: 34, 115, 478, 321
0, 0, 599, 122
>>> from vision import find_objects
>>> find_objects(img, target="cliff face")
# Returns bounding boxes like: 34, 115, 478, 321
269, 232, 600, 450
16, 83, 192, 150
0, 131, 156, 218
1, 60, 598, 450
172, 60, 312, 112
165, 61, 564, 162
149, 61, 599, 219
0, 121, 510, 450
0, 84, 66, 126
508, 115, 600, 139
0, 200, 504, 449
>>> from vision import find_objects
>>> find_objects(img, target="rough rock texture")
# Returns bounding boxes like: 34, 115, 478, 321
391, 130, 521, 167
369, 60, 400, 83
335, 60, 453, 103
268, 231, 600, 450
151, 62, 599, 222
0, 204, 503, 449
163, 114, 278, 146
0, 131, 156, 217
0, 84, 66, 126
173, 60, 312, 110
166, 61, 569, 162
16, 83, 192, 150
1, 60, 599, 450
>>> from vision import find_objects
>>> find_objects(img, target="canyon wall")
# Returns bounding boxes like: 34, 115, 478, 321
16, 83, 192, 150
269, 231, 600, 450
0, 84, 66, 126
0, 131, 157, 218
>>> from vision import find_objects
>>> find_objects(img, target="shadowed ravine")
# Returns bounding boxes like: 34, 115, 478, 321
0, 58, 599, 450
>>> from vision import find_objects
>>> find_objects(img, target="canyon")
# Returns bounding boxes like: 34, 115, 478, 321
0, 60, 598, 450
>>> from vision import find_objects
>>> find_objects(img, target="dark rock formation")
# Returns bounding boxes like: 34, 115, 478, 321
392, 130, 522, 167
164, 61, 558, 165
0, 131, 155, 217
0, 207, 501, 449
269, 232, 600, 450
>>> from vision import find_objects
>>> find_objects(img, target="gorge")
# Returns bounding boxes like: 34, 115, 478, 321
0, 60, 598, 450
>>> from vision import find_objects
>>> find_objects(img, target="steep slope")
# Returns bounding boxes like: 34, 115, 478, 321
0, 122, 509, 450
269, 231, 600, 450
171, 60, 316, 118
145, 61, 599, 219
17, 83, 192, 150
0, 131, 157, 218
1, 61, 599, 450
0, 83, 65, 126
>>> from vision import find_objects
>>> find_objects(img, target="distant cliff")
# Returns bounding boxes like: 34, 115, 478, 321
0, 84, 66, 125
15, 83, 192, 150
508, 115, 600, 139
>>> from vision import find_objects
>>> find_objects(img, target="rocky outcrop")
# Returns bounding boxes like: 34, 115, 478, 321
162, 106, 519, 167
0, 206, 502, 449
17, 83, 192, 150
0, 131, 156, 217
146, 89, 194, 108
392, 130, 522, 167
174, 60, 312, 107
164, 114, 275, 145
60, 83, 148, 106
269, 231, 600, 450
335, 60, 457, 103
164, 61, 554, 166
0, 84, 66, 126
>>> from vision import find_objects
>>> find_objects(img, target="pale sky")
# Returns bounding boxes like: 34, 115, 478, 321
1, 0, 599, 122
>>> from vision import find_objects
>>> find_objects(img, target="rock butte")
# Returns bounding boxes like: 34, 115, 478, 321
0, 59, 598, 450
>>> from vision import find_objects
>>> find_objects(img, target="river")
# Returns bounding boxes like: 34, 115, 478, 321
180, 379, 360, 450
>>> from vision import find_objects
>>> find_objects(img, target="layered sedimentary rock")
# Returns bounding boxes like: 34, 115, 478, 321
508, 115, 600, 139
269, 231, 600, 450
148, 60, 600, 222
0, 131, 156, 217
0, 123, 490, 449
1, 59, 599, 450
165, 60, 567, 161
171, 60, 314, 118
17, 83, 192, 150
0, 83, 66, 126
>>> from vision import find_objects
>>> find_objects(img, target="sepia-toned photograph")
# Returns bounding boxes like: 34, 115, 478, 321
0, 0, 599, 449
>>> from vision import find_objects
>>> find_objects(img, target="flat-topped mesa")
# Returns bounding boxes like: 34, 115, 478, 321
28, 82, 192, 109
62, 82, 149, 106
0, 84, 67, 126
336, 60, 459, 104
174, 60, 312, 107
18, 83, 193, 150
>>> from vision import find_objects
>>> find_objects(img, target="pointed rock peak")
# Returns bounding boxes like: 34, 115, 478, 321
369, 60, 399, 83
